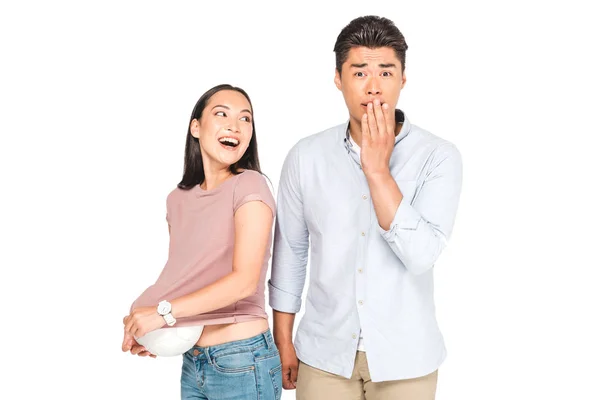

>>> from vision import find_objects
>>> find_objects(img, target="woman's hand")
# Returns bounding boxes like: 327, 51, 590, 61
123, 306, 165, 339
121, 330, 156, 358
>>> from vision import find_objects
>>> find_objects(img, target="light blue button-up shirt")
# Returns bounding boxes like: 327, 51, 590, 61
269, 110, 463, 382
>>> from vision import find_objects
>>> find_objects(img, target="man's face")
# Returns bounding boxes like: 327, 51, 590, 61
335, 46, 406, 124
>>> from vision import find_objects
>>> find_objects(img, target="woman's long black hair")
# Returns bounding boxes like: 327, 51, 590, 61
178, 84, 261, 190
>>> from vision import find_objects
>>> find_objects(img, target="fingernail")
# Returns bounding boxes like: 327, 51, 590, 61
368, 103, 373, 109
374, 99, 380, 106
383, 103, 389, 110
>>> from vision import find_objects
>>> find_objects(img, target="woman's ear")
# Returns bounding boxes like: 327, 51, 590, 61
190, 119, 200, 139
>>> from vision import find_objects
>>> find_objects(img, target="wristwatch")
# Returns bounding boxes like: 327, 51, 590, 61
157, 300, 176, 326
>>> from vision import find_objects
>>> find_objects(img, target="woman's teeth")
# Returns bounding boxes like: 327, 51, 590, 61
218, 137, 239, 147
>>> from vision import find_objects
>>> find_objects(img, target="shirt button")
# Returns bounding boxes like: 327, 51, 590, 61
358, 268, 363, 273
352, 334, 357, 339
358, 300, 364, 305
362, 194, 368, 200
361, 232, 365, 236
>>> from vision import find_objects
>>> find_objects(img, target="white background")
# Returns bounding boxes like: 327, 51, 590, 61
1, 1, 599, 399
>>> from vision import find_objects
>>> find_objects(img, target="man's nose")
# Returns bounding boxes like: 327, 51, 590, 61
367, 77, 382, 96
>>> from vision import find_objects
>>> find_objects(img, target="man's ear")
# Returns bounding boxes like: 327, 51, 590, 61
334, 69, 342, 91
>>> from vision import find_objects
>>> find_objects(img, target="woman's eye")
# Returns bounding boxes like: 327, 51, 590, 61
215, 111, 226, 117
240, 116, 251, 122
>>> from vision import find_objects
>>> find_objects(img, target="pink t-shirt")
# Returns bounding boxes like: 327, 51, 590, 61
130, 170, 276, 327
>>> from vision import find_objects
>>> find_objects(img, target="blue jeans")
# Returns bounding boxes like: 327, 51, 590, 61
181, 330, 282, 399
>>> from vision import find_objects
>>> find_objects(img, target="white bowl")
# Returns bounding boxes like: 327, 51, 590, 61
135, 325, 204, 357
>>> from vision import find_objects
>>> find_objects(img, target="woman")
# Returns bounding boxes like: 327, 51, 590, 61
121, 84, 282, 399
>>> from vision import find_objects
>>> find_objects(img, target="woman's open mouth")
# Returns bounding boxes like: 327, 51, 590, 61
218, 137, 240, 149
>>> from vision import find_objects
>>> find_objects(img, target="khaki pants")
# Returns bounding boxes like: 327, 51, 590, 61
296, 352, 438, 400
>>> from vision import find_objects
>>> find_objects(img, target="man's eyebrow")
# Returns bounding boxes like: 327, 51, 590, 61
350, 63, 397, 68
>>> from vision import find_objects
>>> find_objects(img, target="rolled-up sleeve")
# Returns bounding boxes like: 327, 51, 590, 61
269, 144, 309, 313
379, 144, 463, 275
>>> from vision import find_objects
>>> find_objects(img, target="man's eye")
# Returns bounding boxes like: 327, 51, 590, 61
355, 72, 365, 77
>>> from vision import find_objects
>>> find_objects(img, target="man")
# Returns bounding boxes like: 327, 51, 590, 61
269, 15, 462, 399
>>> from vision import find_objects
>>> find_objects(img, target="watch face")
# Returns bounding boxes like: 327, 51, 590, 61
157, 301, 171, 315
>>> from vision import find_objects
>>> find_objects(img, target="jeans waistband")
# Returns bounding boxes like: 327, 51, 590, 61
186, 329, 274, 363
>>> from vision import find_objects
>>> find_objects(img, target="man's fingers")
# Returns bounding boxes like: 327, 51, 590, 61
361, 112, 370, 145
282, 365, 297, 390
282, 367, 293, 389
367, 102, 378, 139
291, 364, 299, 388
373, 100, 387, 137
383, 102, 395, 134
